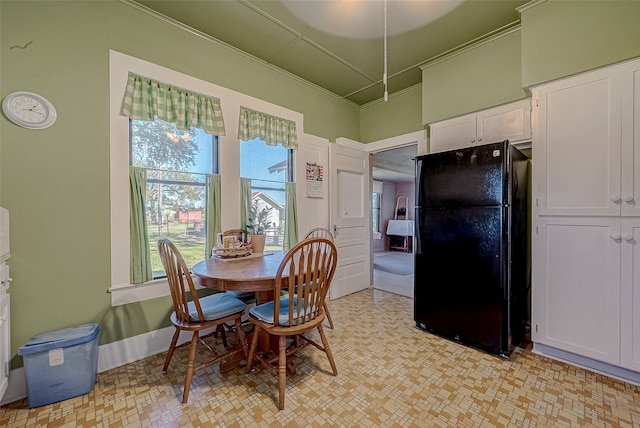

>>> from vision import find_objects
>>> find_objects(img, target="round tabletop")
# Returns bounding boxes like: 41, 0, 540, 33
191, 251, 286, 294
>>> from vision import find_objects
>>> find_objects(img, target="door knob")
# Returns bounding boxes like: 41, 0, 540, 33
623, 196, 635, 203
623, 235, 634, 242
611, 233, 621, 240
611, 195, 621, 203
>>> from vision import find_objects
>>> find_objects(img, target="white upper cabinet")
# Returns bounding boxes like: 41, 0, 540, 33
429, 99, 531, 153
532, 59, 640, 217
429, 114, 477, 153
621, 60, 640, 216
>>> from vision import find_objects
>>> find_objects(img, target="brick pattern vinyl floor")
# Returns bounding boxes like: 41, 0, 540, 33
1, 288, 639, 427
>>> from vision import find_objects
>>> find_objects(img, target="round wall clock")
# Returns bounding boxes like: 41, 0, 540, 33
2, 91, 57, 129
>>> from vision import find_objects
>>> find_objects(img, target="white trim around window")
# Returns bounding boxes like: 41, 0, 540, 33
109, 50, 303, 306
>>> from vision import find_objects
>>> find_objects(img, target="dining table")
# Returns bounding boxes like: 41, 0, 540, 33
191, 251, 290, 372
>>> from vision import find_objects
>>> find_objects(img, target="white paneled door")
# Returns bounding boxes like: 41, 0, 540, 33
329, 142, 370, 299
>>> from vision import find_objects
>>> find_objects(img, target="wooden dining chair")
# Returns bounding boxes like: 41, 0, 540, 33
304, 227, 336, 329
245, 237, 339, 410
158, 238, 249, 404
222, 228, 252, 244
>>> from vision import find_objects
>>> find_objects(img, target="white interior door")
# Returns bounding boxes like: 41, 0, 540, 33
329, 141, 370, 299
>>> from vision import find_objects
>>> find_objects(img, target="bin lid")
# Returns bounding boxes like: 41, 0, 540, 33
18, 323, 100, 356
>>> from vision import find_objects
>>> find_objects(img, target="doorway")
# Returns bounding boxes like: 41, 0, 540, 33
371, 144, 416, 298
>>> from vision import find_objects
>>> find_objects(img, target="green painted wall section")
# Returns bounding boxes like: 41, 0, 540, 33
0, 1, 359, 367
421, 29, 526, 125
359, 86, 424, 143
520, 0, 640, 88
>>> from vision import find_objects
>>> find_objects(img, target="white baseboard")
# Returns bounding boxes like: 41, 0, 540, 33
532, 342, 640, 386
0, 325, 212, 406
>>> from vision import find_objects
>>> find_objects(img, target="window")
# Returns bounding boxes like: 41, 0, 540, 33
130, 119, 217, 277
372, 192, 381, 233
240, 138, 293, 250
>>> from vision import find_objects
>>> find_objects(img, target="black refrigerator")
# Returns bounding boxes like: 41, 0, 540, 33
414, 140, 529, 358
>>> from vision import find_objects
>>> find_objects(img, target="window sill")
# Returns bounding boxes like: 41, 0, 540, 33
109, 277, 207, 306
109, 279, 170, 306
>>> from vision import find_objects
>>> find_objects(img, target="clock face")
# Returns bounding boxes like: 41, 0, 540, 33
2, 92, 57, 129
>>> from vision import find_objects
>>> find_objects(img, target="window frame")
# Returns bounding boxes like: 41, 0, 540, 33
109, 50, 304, 306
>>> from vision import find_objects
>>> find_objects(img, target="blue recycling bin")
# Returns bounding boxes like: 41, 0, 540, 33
18, 323, 100, 408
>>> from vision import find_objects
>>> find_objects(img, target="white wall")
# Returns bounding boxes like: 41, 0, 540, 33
296, 134, 331, 236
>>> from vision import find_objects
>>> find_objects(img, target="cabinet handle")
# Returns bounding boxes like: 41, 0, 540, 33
477, 137, 483, 142
623, 196, 634, 203
611, 195, 622, 203
470, 139, 475, 144
611, 234, 621, 240
623, 235, 634, 242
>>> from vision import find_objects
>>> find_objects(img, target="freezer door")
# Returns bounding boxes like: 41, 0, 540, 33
417, 141, 507, 208
414, 205, 510, 356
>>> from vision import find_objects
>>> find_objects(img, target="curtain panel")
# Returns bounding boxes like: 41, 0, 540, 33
284, 182, 299, 250
129, 166, 153, 283
238, 106, 298, 149
205, 174, 222, 259
240, 178, 252, 231
121, 72, 226, 136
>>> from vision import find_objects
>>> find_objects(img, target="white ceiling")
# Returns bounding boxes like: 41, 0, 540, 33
372, 144, 416, 183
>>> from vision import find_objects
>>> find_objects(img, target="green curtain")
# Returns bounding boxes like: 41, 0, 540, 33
284, 182, 299, 250
240, 178, 252, 231
238, 106, 297, 149
205, 174, 222, 259
129, 167, 153, 284
121, 72, 226, 136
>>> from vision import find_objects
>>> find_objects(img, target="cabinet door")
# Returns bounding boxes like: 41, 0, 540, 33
429, 114, 476, 153
533, 68, 622, 216
532, 217, 621, 365
621, 59, 640, 216
620, 219, 640, 371
477, 100, 531, 145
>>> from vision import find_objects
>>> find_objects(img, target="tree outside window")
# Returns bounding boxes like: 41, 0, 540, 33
130, 119, 216, 277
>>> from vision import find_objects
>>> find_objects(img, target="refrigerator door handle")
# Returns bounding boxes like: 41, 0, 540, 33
414, 206, 421, 254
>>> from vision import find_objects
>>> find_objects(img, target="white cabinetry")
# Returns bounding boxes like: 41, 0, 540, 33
429, 99, 531, 153
532, 57, 640, 380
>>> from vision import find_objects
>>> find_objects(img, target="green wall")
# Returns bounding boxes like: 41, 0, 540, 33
421, 28, 526, 125
520, 0, 640, 88
0, 1, 359, 367
359, 85, 424, 143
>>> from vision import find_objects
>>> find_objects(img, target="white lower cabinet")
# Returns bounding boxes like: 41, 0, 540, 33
621, 219, 640, 372
532, 216, 640, 374
532, 217, 621, 365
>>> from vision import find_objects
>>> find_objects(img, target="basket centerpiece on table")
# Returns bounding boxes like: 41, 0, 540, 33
212, 234, 254, 258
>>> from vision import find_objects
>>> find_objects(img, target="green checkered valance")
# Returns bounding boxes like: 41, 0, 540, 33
121, 72, 226, 136
238, 106, 297, 149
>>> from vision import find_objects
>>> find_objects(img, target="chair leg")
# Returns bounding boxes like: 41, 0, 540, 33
245, 326, 261, 374
324, 302, 334, 329
214, 324, 228, 348
182, 332, 200, 404
278, 335, 287, 410
234, 317, 248, 358
163, 328, 181, 372
317, 324, 338, 376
